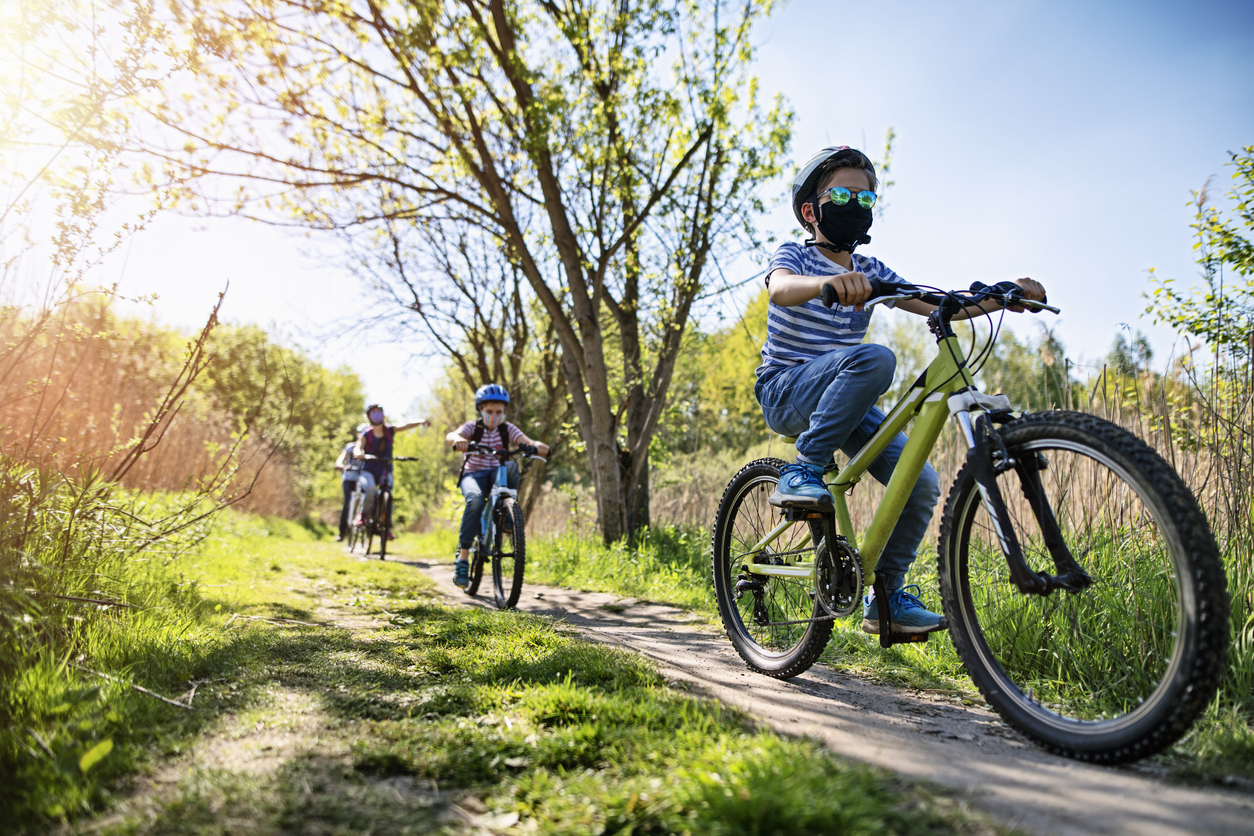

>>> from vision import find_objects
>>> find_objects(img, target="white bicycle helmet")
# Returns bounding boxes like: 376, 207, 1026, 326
790, 146, 878, 230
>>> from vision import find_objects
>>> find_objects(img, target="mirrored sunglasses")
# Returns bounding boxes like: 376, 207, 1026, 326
821, 186, 877, 209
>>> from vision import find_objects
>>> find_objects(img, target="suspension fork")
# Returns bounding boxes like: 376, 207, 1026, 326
953, 400, 1091, 595
1013, 451, 1093, 592
960, 411, 1047, 594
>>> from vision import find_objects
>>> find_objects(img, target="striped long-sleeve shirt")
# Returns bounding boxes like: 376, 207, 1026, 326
459, 420, 525, 474
755, 242, 907, 377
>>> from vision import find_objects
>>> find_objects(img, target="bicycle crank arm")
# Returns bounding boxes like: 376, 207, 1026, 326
873, 578, 929, 648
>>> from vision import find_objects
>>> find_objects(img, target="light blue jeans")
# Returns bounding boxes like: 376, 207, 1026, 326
355, 470, 393, 519
754, 344, 941, 592
459, 462, 520, 550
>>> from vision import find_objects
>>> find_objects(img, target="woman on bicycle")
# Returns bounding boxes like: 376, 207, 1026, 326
756, 146, 1045, 636
446, 383, 549, 588
353, 404, 428, 529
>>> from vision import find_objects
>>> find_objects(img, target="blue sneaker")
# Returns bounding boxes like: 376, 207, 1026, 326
453, 557, 470, 588
862, 585, 947, 635
769, 461, 833, 509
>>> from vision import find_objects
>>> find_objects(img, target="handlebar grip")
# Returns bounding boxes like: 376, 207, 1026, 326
978, 280, 1049, 313
820, 282, 837, 307
820, 276, 890, 308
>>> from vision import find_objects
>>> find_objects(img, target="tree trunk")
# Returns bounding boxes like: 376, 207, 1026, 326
620, 443, 650, 534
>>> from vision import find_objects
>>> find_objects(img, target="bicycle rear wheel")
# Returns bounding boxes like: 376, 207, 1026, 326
492, 498, 526, 609
938, 411, 1229, 763
712, 458, 833, 679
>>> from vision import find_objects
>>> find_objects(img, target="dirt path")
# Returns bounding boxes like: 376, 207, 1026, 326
409, 557, 1254, 836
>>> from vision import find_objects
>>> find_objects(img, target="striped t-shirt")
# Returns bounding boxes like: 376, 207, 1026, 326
458, 420, 525, 473
755, 242, 907, 377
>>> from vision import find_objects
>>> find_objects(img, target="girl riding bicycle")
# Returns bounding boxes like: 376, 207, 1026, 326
353, 404, 428, 530
756, 146, 1046, 636
446, 384, 549, 588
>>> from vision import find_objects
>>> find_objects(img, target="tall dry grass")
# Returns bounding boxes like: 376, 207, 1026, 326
0, 294, 297, 516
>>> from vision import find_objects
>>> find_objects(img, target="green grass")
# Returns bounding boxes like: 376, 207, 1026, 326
1, 510, 437, 833
4, 513, 998, 834
343, 601, 990, 836
526, 526, 718, 617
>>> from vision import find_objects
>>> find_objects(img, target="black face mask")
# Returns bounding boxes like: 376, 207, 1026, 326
811, 198, 873, 254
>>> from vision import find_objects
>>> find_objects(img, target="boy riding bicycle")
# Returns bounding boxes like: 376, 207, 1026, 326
446, 384, 549, 588
756, 146, 1045, 635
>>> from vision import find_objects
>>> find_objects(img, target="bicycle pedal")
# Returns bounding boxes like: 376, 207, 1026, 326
879, 630, 930, 648
782, 508, 832, 521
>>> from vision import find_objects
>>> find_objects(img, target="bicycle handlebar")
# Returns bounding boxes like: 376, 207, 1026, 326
360, 454, 418, 462
820, 277, 1059, 316
465, 442, 547, 463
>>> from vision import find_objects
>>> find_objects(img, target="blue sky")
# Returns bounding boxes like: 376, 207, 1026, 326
101, 0, 1254, 414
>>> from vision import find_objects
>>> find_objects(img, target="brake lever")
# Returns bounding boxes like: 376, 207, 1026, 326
996, 290, 1060, 315
863, 295, 900, 310
1020, 298, 1060, 314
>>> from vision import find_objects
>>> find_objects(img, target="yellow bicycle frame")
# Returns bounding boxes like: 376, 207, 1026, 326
745, 333, 978, 586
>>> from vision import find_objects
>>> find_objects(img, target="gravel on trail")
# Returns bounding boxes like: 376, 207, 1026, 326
410, 557, 1254, 836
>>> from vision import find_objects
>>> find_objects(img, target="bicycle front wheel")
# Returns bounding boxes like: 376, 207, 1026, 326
378, 492, 392, 561
492, 498, 526, 609
938, 411, 1229, 763
712, 458, 832, 679
465, 537, 484, 596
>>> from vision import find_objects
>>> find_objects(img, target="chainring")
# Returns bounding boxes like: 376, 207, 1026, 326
815, 534, 863, 618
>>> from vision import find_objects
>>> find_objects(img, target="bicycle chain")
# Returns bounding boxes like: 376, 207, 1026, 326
760, 612, 843, 627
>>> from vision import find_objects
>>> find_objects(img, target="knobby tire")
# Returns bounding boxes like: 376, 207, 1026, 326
347, 492, 363, 553
492, 498, 526, 610
938, 411, 1229, 763
465, 536, 485, 596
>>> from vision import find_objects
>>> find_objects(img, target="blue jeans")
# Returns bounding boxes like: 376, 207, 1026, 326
355, 470, 392, 520
459, 462, 519, 550
754, 344, 941, 592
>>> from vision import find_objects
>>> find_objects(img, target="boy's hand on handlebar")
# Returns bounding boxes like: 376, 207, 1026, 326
1008, 278, 1046, 313
452, 439, 469, 453
821, 272, 873, 311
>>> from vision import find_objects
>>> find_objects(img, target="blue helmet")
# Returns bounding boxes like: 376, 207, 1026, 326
474, 383, 510, 408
